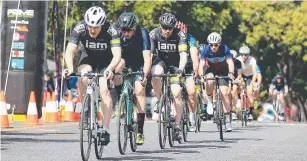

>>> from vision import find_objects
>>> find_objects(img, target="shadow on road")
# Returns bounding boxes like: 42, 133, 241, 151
1, 132, 76, 136
101, 155, 172, 160
137, 148, 200, 154
187, 137, 263, 144
1, 137, 79, 144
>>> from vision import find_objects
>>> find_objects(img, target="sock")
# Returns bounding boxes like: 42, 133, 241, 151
189, 112, 195, 122
115, 84, 122, 99
137, 113, 145, 134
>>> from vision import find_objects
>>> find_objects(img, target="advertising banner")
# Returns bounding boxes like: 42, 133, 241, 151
1, 1, 47, 116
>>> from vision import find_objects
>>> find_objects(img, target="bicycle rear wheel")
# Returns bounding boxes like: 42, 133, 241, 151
117, 93, 128, 155
195, 95, 202, 132
168, 98, 175, 147
182, 98, 189, 142
217, 95, 224, 141
130, 111, 137, 152
158, 94, 168, 149
94, 126, 104, 159
80, 94, 92, 161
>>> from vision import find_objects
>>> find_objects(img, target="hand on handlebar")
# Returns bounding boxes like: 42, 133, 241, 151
63, 69, 74, 78
193, 70, 200, 79
228, 72, 235, 80
103, 69, 114, 80
176, 69, 183, 77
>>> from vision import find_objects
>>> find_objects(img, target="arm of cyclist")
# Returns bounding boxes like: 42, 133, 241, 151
257, 74, 262, 85
106, 25, 122, 79
225, 47, 235, 79
269, 78, 276, 96
178, 31, 188, 73
189, 34, 199, 77
141, 28, 152, 81
251, 58, 258, 86
199, 46, 209, 77
284, 78, 289, 96
64, 24, 81, 75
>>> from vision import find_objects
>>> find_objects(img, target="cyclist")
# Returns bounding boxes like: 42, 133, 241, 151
151, 13, 188, 140
236, 46, 258, 121
115, 12, 151, 145
64, 6, 122, 144
199, 32, 235, 132
175, 21, 199, 131
229, 50, 242, 120
269, 72, 289, 120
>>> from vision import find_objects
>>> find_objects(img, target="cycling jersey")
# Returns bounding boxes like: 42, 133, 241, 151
237, 55, 257, 77
201, 44, 232, 86
150, 27, 188, 67
120, 25, 150, 70
270, 76, 288, 91
69, 20, 120, 70
256, 65, 261, 74
201, 44, 232, 73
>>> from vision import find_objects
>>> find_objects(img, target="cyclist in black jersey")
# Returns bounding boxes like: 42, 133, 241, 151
64, 6, 122, 141
115, 12, 151, 145
175, 21, 200, 132
150, 13, 188, 140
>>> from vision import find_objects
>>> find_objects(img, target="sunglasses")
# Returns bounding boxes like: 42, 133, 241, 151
121, 28, 134, 33
241, 54, 249, 57
276, 77, 282, 79
209, 43, 219, 47
161, 26, 174, 31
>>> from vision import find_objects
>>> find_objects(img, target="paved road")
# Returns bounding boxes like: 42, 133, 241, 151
2, 120, 307, 161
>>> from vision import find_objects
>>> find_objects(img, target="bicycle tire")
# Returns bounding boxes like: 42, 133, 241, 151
182, 98, 189, 142
117, 93, 128, 155
168, 98, 175, 147
94, 106, 104, 159
196, 95, 202, 132
158, 94, 168, 149
130, 112, 137, 152
80, 94, 92, 161
217, 94, 224, 141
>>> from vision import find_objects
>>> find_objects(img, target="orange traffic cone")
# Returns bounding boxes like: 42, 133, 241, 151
74, 96, 82, 122
63, 93, 74, 122
44, 92, 60, 123
25, 91, 42, 126
0, 91, 9, 128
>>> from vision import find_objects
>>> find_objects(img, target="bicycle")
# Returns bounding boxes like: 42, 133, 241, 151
238, 78, 249, 127
152, 69, 184, 149
194, 78, 204, 132
202, 75, 231, 141
180, 74, 191, 142
273, 91, 284, 121
65, 70, 111, 161
116, 68, 143, 155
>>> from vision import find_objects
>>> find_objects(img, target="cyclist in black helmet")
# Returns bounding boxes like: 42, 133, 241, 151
114, 12, 151, 145
150, 13, 188, 140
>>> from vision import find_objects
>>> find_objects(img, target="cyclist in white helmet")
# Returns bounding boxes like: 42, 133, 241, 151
229, 50, 242, 120
64, 6, 122, 145
199, 32, 235, 132
237, 45, 258, 121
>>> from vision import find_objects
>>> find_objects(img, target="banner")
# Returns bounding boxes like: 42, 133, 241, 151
1, 1, 48, 116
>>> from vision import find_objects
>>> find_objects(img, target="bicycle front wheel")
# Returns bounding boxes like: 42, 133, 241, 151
217, 95, 224, 141
130, 110, 137, 152
80, 94, 92, 161
196, 95, 202, 132
158, 94, 168, 149
117, 93, 128, 155
94, 104, 104, 159
182, 98, 189, 142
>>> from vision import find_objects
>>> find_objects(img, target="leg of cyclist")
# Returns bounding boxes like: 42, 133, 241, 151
231, 84, 239, 120
185, 76, 197, 131
246, 77, 254, 120
113, 59, 125, 116
204, 72, 215, 121
151, 59, 164, 114
77, 58, 93, 126
278, 89, 286, 120
134, 69, 146, 145
219, 78, 232, 132
170, 68, 183, 140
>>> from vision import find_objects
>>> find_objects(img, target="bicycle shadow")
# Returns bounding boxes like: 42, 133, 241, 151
101, 155, 173, 160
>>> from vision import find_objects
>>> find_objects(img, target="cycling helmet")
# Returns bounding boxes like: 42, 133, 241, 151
230, 50, 238, 58
117, 12, 137, 29
207, 32, 222, 44
159, 13, 177, 28
276, 72, 284, 78
84, 6, 106, 27
198, 43, 206, 53
239, 46, 251, 54
175, 21, 187, 33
